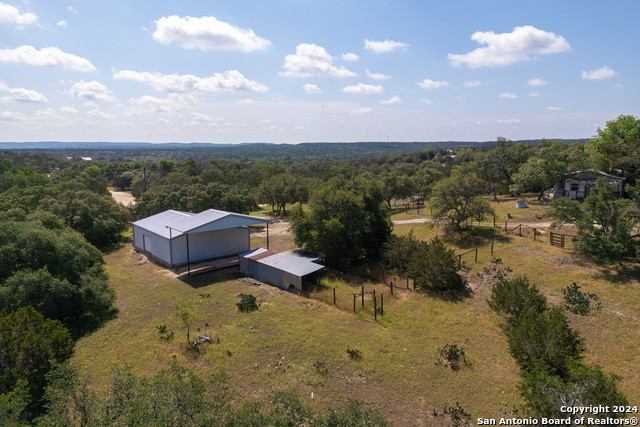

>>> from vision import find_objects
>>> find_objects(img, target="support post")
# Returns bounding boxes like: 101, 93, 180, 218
353, 294, 356, 313
361, 286, 364, 308
458, 254, 462, 269
390, 281, 393, 295
491, 241, 494, 256
533, 228, 536, 241
381, 294, 384, 316
186, 233, 191, 277
333, 287, 336, 305
266, 222, 269, 250
475, 248, 478, 263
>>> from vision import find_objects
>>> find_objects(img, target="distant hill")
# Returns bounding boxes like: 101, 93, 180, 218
0, 139, 588, 162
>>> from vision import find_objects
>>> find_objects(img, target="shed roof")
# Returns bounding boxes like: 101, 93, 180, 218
132, 210, 193, 239
255, 249, 325, 277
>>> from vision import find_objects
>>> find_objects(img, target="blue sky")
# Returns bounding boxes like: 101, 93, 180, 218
0, 0, 638, 143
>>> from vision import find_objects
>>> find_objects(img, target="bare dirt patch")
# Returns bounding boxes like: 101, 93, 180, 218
109, 190, 136, 206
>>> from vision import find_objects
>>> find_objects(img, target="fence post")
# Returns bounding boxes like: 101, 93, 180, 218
458, 254, 462, 269
374, 294, 377, 321
493, 217, 496, 228
353, 294, 356, 313
361, 286, 364, 308
390, 281, 393, 295
491, 241, 494, 256
381, 294, 384, 317
562, 234, 565, 249
533, 228, 536, 241
333, 287, 336, 305
475, 248, 478, 263
519, 224, 522, 237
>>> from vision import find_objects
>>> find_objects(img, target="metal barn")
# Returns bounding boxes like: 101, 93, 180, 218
132, 209, 270, 268
239, 248, 325, 291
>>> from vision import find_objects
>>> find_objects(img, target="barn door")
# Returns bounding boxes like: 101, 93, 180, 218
143, 234, 152, 252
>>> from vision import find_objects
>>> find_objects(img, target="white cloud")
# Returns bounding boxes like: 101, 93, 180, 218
0, 45, 96, 71
364, 39, 409, 53
581, 66, 618, 80
528, 78, 546, 86
380, 96, 402, 104
191, 112, 213, 122
547, 106, 563, 111
448, 25, 571, 68
127, 94, 196, 114
528, 92, 540, 97
57, 20, 67, 27
87, 108, 116, 120
366, 69, 389, 80
417, 79, 449, 90
497, 118, 521, 124
114, 69, 268, 93
0, 110, 26, 122
67, 6, 79, 14
153, 15, 271, 52
342, 83, 384, 95
304, 83, 322, 94
499, 92, 518, 99
60, 106, 79, 114
350, 107, 373, 115
0, 2, 38, 27
463, 80, 481, 87
341, 52, 359, 61
3, 88, 47, 103
281, 43, 356, 78
70, 80, 116, 101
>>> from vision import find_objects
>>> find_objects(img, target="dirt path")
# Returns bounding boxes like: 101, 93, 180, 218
109, 190, 136, 206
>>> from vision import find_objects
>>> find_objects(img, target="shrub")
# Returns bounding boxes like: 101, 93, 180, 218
487, 276, 548, 326
412, 238, 468, 298
562, 283, 600, 315
437, 343, 469, 371
236, 294, 259, 313
346, 348, 363, 361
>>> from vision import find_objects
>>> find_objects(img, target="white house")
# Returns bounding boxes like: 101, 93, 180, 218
553, 170, 625, 200
132, 209, 271, 268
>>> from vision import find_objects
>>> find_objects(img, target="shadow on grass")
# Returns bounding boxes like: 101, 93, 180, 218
418, 284, 474, 302
70, 307, 119, 340
442, 226, 511, 249
179, 267, 244, 288
593, 262, 640, 285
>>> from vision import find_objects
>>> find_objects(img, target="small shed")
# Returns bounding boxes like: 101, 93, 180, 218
132, 209, 270, 268
239, 248, 325, 291
553, 169, 625, 200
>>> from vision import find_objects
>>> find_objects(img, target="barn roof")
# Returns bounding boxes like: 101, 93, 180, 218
255, 249, 325, 277
168, 209, 270, 234
131, 210, 193, 239
133, 209, 270, 239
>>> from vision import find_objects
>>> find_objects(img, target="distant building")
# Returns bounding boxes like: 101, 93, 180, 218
553, 169, 625, 200
132, 209, 271, 267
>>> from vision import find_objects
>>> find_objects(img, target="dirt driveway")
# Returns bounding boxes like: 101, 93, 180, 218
109, 190, 136, 206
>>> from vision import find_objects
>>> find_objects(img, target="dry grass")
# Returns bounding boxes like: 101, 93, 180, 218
72, 216, 640, 426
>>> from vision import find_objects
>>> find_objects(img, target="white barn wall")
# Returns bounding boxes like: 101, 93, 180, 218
169, 227, 250, 267
132, 225, 171, 266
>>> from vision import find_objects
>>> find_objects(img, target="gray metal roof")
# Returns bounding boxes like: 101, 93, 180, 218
168, 209, 270, 233
132, 210, 193, 239
255, 249, 325, 277
133, 209, 270, 239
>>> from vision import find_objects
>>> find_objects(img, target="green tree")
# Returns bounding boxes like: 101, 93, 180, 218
0, 215, 115, 331
488, 276, 548, 326
39, 190, 129, 248
586, 114, 640, 185
549, 177, 638, 261
289, 179, 391, 262
381, 231, 420, 277
174, 298, 199, 344
506, 306, 584, 377
0, 307, 74, 419
411, 238, 468, 298
430, 170, 495, 231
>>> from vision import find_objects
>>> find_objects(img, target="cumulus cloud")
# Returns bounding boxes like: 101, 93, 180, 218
547, 106, 563, 111
581, 66, 618, 80
304, 83, 322, 94
2, 87, 48, 103
528, 92, 540, 97
127, 94, 196, 114
341, 52, 359, 61
463, 80, 481, 87
380, 96, 402, 104
350, 107, 373, 115
0, 45, 96, 71
0, 2, 38, 27
153, 15, 270, 52
528, 78, 546, 86
448, 26, 571, 68
0, 110, 26, 122
364, 39, 409, 53
366, 69, 389, 80
281, 43, 356, 78
342, 83, 384, 95
417, 79, 449, 90
499, 92, 518, 99
57, 20, 67, 27
114, 69, 268, 93
70, 80, 116, 101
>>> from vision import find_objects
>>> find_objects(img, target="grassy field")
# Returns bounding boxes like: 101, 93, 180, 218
72, 202, 640, 426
